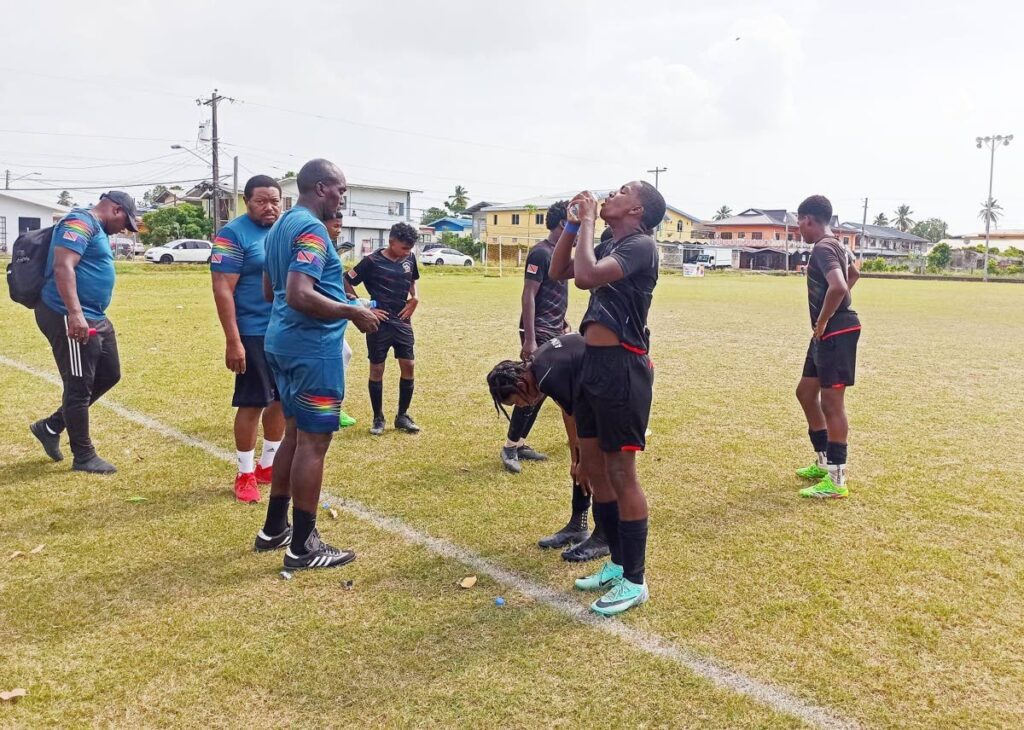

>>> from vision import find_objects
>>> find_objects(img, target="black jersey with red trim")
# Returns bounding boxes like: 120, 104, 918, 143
807, 236, 860, 336
346, 249, 419, 321
530, 332, 585, 415
519, 240, 568, 342
579, 232, 659, 352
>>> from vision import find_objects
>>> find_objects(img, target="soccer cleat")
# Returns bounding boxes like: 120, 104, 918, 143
283, 529, 356, 570
395, 413, 421, 433
500, 446, 521, 474
254, 464, 273, 485
517, 444, 548, 461
538, 525, 589, 550
30, 420, 64, 462
562, 531, 610, 562
591, 577, 649, 616
574, 561, 624, 592
253, 525, 292, 552
71, 454, 117, 474
370, 416, 386, 436
339, 410, 357, 428
796, 463, 829, 480
234, 472, 261, 503
798, 474, 848, 499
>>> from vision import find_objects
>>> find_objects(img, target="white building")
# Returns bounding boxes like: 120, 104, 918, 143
277, 178, 420, 258
0, 190, 68, 252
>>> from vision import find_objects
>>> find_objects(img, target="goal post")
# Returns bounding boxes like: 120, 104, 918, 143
483, 236, 532, 277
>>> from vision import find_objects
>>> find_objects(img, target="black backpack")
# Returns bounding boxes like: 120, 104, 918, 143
6, 226, 54, 308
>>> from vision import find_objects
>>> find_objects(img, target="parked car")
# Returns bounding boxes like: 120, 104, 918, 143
145, 239, 213, 264
421, 248, 473, 267
111, 237, 145, 259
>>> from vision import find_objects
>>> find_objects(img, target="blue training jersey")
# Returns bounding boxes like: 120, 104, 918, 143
40, 208, 115, 321
210, 214, 273, 336
264, 206, 348, 359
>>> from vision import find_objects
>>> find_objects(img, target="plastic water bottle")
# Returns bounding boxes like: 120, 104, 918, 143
350, 297, 377, 309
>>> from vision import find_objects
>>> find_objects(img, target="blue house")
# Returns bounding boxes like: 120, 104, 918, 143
429, 217, 474, 235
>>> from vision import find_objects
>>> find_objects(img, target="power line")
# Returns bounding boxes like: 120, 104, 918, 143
0, 128, 187, 143
8, 177, 208, 192
0, 151, 186, 171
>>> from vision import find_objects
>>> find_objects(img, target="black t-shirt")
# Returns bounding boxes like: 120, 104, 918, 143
579, 232, 659, 351
519, 240, 568, 341
531, 332, 586, 415
807, 236, 859, 334
346, 249, 420, 327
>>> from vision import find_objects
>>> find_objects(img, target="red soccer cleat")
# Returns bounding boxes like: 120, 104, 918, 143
254, 464, 273, 485
234, 472, 261, 503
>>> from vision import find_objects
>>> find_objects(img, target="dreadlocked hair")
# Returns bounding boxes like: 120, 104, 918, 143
486, 359, 529, 422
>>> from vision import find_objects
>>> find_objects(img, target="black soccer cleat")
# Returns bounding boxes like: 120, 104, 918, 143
30, 420, 63, 462
370, 415, 386, 436
561, 531, 610, 563
501, 446, 521, 474
394, 413, 421, 433
71, 454, 117, 474
283, 529, 356, 570
517, 444, 548, 461
538, 526, 589, 550
254, 525, 293, 552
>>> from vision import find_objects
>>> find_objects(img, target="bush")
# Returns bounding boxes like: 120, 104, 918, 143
861, 258, 889, 272
439, 232, 483, 259
141, 204, 213, 247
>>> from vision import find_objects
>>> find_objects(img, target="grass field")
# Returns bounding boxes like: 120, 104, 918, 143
2, 264, 1023, 728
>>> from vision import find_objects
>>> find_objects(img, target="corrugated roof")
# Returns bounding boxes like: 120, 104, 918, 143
839, 222, 929, 243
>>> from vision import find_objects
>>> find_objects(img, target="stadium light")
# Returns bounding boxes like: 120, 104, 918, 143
975, 133, 1014, 282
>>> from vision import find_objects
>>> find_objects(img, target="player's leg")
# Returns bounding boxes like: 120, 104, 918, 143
539, 408, 590, 549
255, 401, 285, 481
796, 337, 829, 479
368, 360, 387, 435
255, 417, 296, 552
339, 339, 356, 428
573, 436, 625, 592
233, 407, 263, 502
394, 353, 421, 433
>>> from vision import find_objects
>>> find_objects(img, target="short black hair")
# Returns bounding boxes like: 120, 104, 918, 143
389, 222, 418, 246
243, 175, 281, 200
486, 359, 529, 421
797, 195, 832, 224
546, 200, 568, 230
637, 182, 667, 233
600, 227, 614, 243
296, 158, 342, 195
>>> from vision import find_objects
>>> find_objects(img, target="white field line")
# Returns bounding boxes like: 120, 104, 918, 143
2, 354, 858, 730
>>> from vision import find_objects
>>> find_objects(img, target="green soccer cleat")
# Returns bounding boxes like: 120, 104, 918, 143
574, 561, 623, 592
339, 410, 356, 428
591, 577, 649, 616
796, 463, 829, 480
798, 474, 848, 499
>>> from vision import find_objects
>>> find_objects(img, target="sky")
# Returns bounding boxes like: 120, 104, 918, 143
1, 0, 1023, 234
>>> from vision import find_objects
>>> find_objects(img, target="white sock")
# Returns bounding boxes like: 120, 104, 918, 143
816, 451, 828, 468
237, 449, 255, 474
827, 463, 846, 486
259, 439, 282, 468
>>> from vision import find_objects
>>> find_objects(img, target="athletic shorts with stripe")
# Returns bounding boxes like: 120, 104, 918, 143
574, 344, 654, 453
265, 352, 345, 433
802, 329, 860, 388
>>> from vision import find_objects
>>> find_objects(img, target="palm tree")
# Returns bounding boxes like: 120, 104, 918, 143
524, 204, 538, 242
873, 213, 889, 227
447, 185, 470, 214
892, 205, 914, 232
713, 205, 732, 221
978, 197, 1003, 229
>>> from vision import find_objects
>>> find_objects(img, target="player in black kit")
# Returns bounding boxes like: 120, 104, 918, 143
344, 222, 422, 435
549, 182, 665, 616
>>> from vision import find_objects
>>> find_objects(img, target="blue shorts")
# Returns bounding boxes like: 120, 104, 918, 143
265, 352, 345, 433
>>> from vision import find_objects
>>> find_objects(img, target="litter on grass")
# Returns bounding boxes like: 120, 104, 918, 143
8, 551, 25, 561
126, 496, 148, 504
0, 688, 27, 702
280, 571, 293, 581
459, 575, 477, 589
29, 544, 44, 555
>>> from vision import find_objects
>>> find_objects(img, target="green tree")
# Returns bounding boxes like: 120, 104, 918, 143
142, 184, 169, 206
57, 190, 73, 207
927, 241, 951, 270
524, 204, 539, 241
445, 185, 470, 215
873, 212, 889, 226
421, 207, 448, 225
282, 171, 296, 179
892, 205, 914, 232
978, 197, 1003, 228
140, 203, 213, 247
1003, 245, 1024, 260
910, 218, 949, 243
439, 231, 482, 259
713, 205, 732, 220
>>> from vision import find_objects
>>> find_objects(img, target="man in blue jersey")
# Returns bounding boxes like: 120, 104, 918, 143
254, 159, 384, 570
30, 191, 137, 474
211, 175, 285, 503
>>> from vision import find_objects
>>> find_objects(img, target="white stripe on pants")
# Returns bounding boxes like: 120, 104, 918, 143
64, 315, 82, 378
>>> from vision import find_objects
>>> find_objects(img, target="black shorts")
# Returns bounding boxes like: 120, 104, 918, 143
233, 335, 279, 408
366, 322, 414, 363
574, 345, 654, 453
802, 329, 860, 388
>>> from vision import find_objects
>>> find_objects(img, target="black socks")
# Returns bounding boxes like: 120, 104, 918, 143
826, 441, 847, 466
593, 501, 621, 566
263, 495, 290, 535
398, 378, 414, 415
292, 508, 316, 551
809, 428, 828, 454
368, 380, 384, 419
619, 518, 648, 585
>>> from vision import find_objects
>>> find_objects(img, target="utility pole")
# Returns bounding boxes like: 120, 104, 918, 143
197, 89, 235, 234
646, 166, 667, 189
232, 156, 239, 220
976, 134, 1014, 282
859, 197, 868, 264
4, 170, 8, 190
